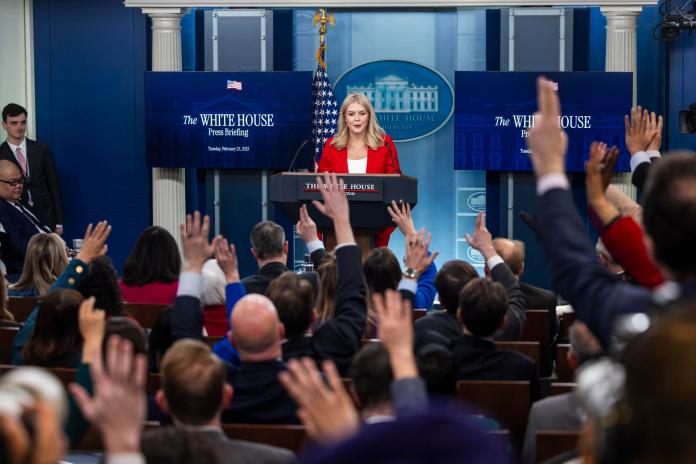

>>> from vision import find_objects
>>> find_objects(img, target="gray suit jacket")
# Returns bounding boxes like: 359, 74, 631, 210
193, 429, 297, 464
521, 393, 582, 464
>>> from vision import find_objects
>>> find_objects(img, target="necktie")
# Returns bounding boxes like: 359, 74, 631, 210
17, 202, 48, 233
15, 147, 27, 177
14, 147, 32, 206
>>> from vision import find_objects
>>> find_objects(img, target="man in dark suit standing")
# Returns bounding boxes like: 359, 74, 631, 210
1, 103, 62, 231
0, 160, 52, 275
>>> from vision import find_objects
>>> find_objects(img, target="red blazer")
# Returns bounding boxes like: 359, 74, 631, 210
317, 134, 402, 174
317, 134, 401, 247
600, 216, 664, 289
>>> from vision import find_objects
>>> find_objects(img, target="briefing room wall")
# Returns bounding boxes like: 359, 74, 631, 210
293, 9, 488, 270
0, 0, 31, 142
33, 0, 150, 274
668, 32, 696, 153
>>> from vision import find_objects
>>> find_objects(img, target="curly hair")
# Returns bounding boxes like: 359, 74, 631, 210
77, 255, 124, 316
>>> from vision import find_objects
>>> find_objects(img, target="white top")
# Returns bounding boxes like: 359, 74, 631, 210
347, 157, 367, 174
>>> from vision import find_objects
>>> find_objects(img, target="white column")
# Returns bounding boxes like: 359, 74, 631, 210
143, 8, 188, 244
601, 6, 641, 200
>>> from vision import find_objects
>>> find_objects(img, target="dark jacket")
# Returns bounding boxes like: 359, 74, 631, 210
242, 262, 289, 295
535, 187, 652, 347
0, 140, 62, 228
490, 262, 526, 341
414, 311, 461, 347
452, 334, 540, 400
0, 199, 51, 274
221, 359, 299, 425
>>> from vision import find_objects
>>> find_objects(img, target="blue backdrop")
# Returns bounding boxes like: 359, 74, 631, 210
34, 0, 150, 274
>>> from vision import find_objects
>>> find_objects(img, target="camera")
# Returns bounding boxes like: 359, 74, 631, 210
679, 103, 696, 134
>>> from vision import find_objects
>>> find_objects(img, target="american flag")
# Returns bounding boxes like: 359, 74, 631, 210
227, 80, 242, 91
311, 59, 338, 167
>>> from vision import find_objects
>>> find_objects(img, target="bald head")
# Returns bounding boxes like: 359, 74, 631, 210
0, 160, 23, 201
0, 160, 19, 178
492, 238, 525, 276
230, 294, 283, 360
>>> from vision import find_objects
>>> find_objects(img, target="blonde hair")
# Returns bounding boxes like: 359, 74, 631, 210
0, 272, 12, 322
10, 233, 69, 295
331, 93, 386, 150
315, 253, 337, 323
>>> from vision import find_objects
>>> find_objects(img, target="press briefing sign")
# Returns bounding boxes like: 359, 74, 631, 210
145, 72, 313, 169
454, 72, 633, 172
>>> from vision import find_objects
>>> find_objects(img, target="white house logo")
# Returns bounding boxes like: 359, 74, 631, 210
466, 246, 485, 264
335, 60, 454, 142
466, 191, 486, 212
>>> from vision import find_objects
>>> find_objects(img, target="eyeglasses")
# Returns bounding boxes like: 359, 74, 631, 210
0, 177, 26, 187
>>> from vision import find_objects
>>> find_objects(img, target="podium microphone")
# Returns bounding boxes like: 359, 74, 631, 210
288, 139, 309, 172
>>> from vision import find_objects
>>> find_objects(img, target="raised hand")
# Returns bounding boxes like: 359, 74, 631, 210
278, 357, 359, 445
404, 228, 438, 277
76, 221, 111, 264
387, 200, 416, 237
600, 145, 619, 192
296, 204, 319, 244
312, 172, 350, 223
527, 77, 567, 177
312, 172, 354, 245
215, 238, 240, 283
465, 212, 496, 260
70, 335, 147, 455
646, 111, 663, 152
180, 211, 221, 273
374, 290, 418, 379
625, 106, 657, 155
79, 296, 106, 364
585, 142, 620, 225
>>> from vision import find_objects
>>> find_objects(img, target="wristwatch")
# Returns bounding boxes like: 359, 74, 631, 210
403, 267, 418, 279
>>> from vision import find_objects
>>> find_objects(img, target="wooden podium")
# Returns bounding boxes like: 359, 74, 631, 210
270, 173, 418, 256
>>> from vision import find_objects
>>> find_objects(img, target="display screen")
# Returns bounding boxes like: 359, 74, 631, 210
454, 72, 633, 172
145, 72, 313, 169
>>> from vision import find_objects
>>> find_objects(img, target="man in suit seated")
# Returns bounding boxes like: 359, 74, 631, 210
0, 159, 52, 275
242, 221, 292, 295
492, 238, 559, 366
220, 293, 299, 424
266, 251, 367, 375
154, 338, 296, 463
521, 322, 603, 464
414, 213, 525, 345
451, 278, 540, 400
414, 260, 479, 345
348, 343, 397, 423
242, 220, 318, 296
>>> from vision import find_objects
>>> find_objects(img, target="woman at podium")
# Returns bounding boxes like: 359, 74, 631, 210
317, 93, 402, 247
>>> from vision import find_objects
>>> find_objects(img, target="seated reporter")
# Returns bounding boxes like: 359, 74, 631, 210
171, 212, 297, 424
13, 221, 113, 364
119, 226, 180, 305
9, 232, 68, 297
0, 160, 52, 276
21, 288, 83, 367
153, 339, 295, 463
451, 278, 540, 400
